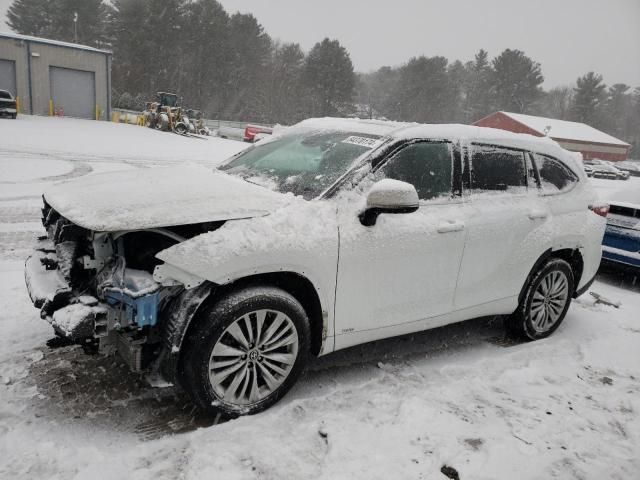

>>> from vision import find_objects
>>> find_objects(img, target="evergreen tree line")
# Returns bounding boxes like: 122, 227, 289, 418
7, 0, 640, 153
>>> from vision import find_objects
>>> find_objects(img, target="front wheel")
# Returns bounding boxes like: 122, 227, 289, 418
180, 286, 310, 416
156, 113, 169, 131
174, 122, 188, 135
506, 258, 574, 340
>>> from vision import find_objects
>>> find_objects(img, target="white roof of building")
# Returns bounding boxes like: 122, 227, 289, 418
0, 31, 110, 54
501, 111, 629, 147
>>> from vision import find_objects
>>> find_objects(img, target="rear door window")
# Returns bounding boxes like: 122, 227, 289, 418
469, 144, 527, 193
533, 153, 578, 193
375, 141, 453, 201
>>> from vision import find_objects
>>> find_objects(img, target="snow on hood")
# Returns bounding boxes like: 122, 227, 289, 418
44, 164, 288, 231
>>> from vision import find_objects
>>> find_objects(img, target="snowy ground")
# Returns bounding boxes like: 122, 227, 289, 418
0, 116, 639, 479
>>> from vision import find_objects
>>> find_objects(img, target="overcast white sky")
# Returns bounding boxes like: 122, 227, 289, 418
1, 0, 638, 88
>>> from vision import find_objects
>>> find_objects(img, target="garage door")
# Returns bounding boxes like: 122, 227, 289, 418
50, 66, 95, 119
0, 59, 16, 96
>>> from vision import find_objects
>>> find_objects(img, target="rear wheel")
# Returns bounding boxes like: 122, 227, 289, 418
180, 286, 310, 416
11, 113, 17, 119
506, 258, 574, 340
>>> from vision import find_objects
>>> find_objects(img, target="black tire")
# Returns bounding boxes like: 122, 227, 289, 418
179, 285, 310, 416
506, 258, 574, 340
174, 123, 188, 135
156, 114, 169, 131
11, 113, 17, 119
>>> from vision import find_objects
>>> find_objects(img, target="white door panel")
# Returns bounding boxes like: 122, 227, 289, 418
334, 202, 466, 339
454, 194, 551, 310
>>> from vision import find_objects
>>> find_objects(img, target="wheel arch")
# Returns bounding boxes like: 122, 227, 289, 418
519, 247, 584, 304
160, 271, 329, 385
210, 272, 327, 358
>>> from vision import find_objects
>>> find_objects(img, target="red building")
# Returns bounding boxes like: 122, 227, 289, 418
473, 111, 631, 162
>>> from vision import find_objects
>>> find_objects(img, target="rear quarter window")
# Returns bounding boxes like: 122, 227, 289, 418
533, 153, 578, 194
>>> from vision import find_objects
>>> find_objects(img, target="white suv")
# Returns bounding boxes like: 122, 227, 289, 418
25, 118, 607, 416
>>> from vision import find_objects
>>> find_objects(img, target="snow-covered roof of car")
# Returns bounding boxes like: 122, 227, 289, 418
395, 123, 575, 160
0, 31, 111, 54
499, 111, 630, 147
292, 118, 583, 174
294, 117, 413, 137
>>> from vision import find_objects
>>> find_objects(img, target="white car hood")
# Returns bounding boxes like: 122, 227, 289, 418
44, 164, 288, 231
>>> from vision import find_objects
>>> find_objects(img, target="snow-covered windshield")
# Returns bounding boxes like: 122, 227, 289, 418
219, 130, 382, 199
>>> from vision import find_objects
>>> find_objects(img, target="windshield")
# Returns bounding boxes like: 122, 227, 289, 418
0, 90, 12, 99
219, 129, 382, 199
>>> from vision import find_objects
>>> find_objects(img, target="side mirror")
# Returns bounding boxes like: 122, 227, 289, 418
359, 179, 419, 227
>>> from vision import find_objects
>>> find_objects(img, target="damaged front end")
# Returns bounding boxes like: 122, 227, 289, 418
24, 199, 206, 375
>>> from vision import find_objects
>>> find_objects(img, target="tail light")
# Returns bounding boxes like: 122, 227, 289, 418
589, 204, 609, 218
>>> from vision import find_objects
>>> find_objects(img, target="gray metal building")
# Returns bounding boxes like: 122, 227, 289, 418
0, 32, 111, 120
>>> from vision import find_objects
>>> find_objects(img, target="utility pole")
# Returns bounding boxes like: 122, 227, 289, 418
73, 12, 78, 43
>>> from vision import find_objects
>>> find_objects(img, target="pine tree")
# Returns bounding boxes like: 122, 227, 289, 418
110, 0, 154, 97
180, 0, 230, 114
464, 49, 493, 122
491, 49, 543, 113
356, 66, 400, 120
6, 0, 55, 37
571, 72, 606, 125
222, 13, 272, 121
603, 83, 631, 139
391, 56, 454, 123
49, 0, 111, 46
302, 38, 355, 117
264, 42, 306, 123
7, 0, 110, 47
447, 60, 467, 122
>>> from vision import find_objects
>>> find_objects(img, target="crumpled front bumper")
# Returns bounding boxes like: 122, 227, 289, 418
24, 239, 107, 341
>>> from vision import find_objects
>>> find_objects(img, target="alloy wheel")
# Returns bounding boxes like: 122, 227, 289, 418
208, 309, 299, 406
530, 270, 570, 333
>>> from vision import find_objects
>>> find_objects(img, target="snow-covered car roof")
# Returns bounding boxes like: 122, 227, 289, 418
296, 118, 568, 155
294, 117, 413, 137
285, 118, 584, 176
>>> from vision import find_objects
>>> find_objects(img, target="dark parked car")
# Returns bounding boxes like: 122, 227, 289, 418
602, 189, 640, 270
584, 160, 628, 180
614, 161, 640, 177
0, 89, 17, 119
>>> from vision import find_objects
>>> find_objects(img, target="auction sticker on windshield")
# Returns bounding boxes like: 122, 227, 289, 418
342, 136, 381, 149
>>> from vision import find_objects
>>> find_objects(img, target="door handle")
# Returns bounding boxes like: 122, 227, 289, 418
528, 210, 548, 220
437, 221, 465, 233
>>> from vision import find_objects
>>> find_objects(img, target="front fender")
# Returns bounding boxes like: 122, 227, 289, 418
156, 201, 340, 341
159, 282, 214, 384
